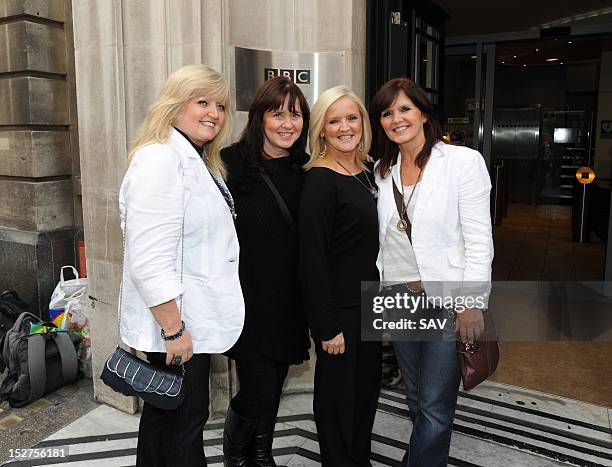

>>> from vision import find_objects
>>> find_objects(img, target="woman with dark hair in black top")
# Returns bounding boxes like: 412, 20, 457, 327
220, 76, 311, 467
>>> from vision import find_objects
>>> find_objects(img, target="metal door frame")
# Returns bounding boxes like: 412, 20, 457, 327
445, 42, 495, 169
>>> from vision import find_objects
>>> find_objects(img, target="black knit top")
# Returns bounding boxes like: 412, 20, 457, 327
299, 167, 380, 342
221, 143, 310, 364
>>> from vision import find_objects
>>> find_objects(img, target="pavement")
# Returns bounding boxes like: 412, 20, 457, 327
1, 379, 611, 466
0, 378, 98, 465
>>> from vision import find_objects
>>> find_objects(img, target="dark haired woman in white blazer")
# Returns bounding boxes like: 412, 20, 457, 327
370, 77, 493, 467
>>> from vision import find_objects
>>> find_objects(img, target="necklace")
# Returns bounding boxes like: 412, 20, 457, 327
207, 167, 237, 220
397, 166, 422, 231
334, 159, 378, 198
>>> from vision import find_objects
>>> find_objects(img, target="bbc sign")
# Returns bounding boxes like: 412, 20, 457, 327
264, 68, 311, 84
235, 47, 344, 111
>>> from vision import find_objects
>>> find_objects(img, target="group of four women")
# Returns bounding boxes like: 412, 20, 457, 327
119, 64, 493, 467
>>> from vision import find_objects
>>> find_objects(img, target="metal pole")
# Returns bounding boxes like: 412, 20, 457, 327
472, 42, 483, 152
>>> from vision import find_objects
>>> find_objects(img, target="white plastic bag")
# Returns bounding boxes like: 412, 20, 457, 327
49, 266, 87, 311
48, 266, 92, 377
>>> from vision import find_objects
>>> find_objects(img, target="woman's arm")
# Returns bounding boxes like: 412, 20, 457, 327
457, 151, 494, 284
150, 300, 193, 365
123, 146, 193, 363
456, 150, 494, 343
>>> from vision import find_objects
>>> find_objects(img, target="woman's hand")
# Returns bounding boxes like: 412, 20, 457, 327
364, 154, 375, 164
322, 332, 345, 355
150, 299, 193, 366
455, 308, 484, 344
164, 329, 193, 366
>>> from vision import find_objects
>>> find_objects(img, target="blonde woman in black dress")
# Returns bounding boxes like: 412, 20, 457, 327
300, 85, 381, 466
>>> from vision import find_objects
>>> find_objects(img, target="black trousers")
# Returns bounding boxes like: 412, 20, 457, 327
314, 309, 383, 466
136, 352, 211, 467
230, 347, 289, 420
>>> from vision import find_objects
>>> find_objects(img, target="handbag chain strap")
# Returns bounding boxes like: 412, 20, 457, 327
117, 198, 185, 346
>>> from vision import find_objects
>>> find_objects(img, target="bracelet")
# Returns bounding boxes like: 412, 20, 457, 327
161, 321, 185, 341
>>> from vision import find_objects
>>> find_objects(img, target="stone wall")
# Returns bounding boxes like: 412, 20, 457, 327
0, 0, 81, 315
72, 0, 366, 414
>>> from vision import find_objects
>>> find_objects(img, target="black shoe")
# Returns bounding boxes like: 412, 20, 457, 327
223, 406, 257, 467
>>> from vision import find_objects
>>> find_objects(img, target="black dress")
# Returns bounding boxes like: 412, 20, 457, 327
222, 143, 310, 364
221, 143, 311, 420
299, 167, 382, 466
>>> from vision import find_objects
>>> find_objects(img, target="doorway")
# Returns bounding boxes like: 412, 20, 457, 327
442, 35, 612, 407
443, 37, 610, 282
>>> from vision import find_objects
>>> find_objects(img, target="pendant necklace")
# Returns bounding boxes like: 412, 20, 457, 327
334, 158, 378, 198
397, 166, 422, 232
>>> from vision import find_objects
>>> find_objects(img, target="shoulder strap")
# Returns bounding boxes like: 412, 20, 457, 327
54, 333, 78, 383
27, 335, 47, 401
259, 167, 298, 234
392, 178, 412, 243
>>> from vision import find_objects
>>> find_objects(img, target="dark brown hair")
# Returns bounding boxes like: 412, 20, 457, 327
369, 77, 443, 178
239, 76, 310, 165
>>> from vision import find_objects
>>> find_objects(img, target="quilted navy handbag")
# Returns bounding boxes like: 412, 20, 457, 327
101, 347, 185, 410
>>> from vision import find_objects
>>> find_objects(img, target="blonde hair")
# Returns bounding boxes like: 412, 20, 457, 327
305, 85, 372, 171
128, 64, 232, 178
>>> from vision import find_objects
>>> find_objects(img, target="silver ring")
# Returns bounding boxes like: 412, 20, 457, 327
172, 355, 182, 366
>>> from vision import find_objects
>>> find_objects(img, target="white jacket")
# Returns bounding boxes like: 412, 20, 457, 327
119, 129, 244, 354
375, 142, 494, 301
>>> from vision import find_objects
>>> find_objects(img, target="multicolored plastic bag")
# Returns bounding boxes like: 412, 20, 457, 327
48, 266, 91, 377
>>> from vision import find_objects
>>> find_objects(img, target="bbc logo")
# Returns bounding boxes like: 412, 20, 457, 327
264, 68, 310, 84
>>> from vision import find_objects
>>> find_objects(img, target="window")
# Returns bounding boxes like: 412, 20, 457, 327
414, 17, 441, 104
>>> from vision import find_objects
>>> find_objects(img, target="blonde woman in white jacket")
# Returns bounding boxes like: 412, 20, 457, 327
370, 77, 493, 467
119, 65, 244, 467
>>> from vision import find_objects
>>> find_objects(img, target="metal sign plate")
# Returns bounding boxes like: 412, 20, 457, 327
235, 47, 345, 111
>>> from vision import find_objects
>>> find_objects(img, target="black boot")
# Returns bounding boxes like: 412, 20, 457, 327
250, 430, 277, 467
250, 401, 284, 467
223, 406, 257, 467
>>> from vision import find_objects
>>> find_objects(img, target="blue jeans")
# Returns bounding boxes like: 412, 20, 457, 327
393, 339, 460, 467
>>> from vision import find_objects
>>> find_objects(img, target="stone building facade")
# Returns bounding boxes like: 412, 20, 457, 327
0, 0, 81, 314
68, 0, 366, 414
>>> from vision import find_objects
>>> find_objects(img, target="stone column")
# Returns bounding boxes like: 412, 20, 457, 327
72, 0, 366, 413
0, 0, 80, 315
72, 0, 229, 413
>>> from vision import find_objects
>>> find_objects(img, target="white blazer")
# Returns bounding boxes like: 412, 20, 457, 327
375, 142, 494, 301
119, 129, 245, 354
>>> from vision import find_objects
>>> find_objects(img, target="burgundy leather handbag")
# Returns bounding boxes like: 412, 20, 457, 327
457, 315, 499, 391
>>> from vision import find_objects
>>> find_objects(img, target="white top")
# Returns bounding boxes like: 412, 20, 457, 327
381, 180, 421, 283
374, 143, 494, 306
118, 129, 245, 354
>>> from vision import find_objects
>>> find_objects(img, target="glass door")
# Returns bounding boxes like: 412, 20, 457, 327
443, 43, 495, 167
